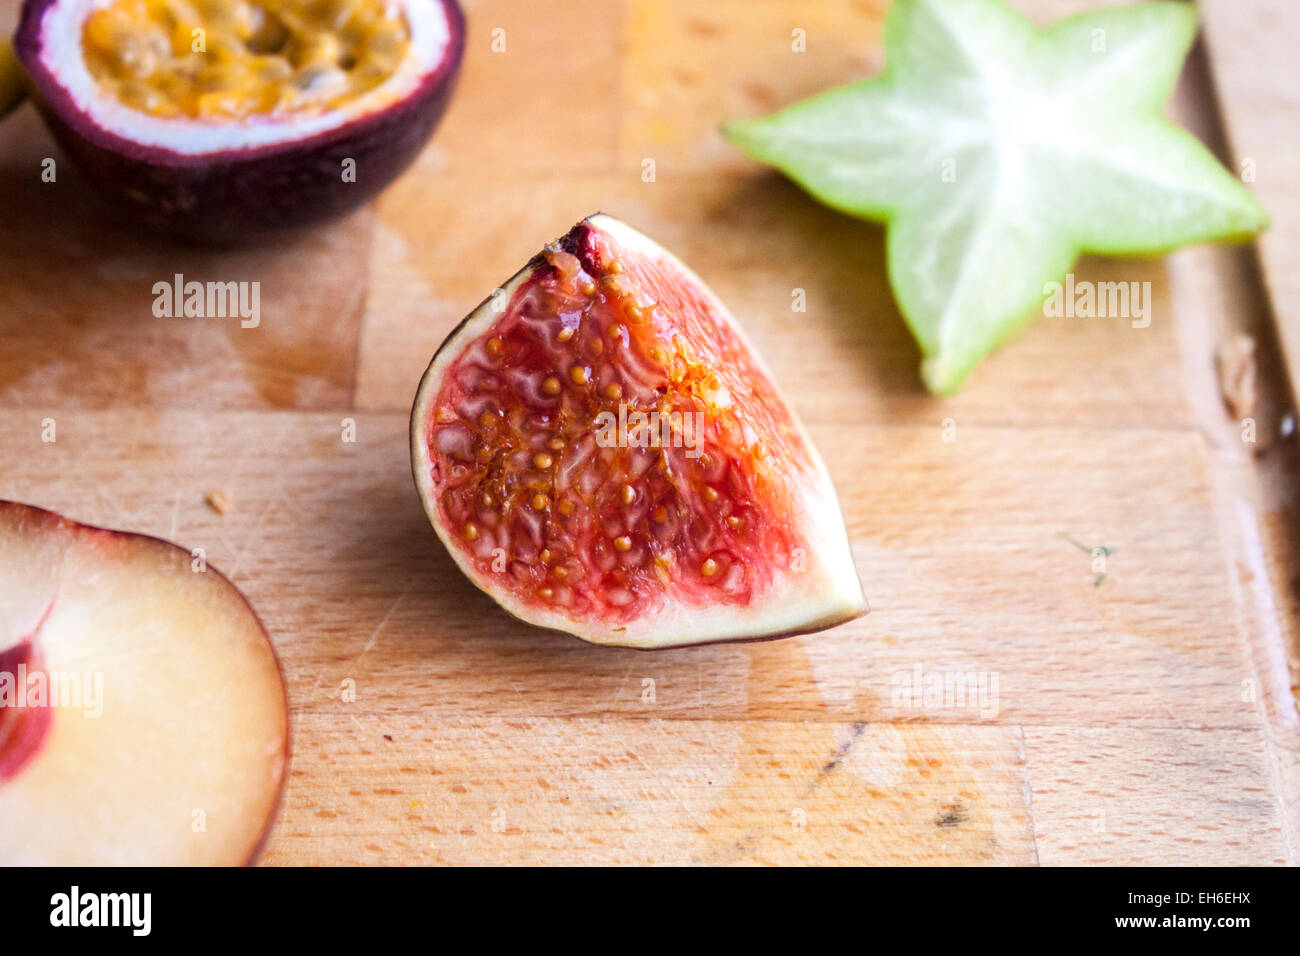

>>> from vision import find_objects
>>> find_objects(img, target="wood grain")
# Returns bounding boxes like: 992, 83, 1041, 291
1024, 726, 1287, 865
1199, 0, 1300, 412
264, 716, 1037, 865
0, 0, 1296, 865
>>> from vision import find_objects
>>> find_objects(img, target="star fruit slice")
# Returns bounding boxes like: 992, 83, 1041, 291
724, 0, 1268, 394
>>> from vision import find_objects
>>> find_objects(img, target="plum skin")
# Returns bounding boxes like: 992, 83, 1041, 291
12, 0, 465, 243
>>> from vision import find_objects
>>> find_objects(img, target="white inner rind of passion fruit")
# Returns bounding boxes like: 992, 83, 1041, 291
38, 0, 450, 154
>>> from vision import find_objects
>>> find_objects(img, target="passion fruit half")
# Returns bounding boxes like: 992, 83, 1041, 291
412, 214, 867, 649
14, 0, 464, 241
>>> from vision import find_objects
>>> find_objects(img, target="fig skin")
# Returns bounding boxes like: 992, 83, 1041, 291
13, 0, 465, 244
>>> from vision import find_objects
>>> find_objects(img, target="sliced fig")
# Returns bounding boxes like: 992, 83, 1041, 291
0, 501, 288, 865
13, 0, 464, 241
411, 214, 866, 649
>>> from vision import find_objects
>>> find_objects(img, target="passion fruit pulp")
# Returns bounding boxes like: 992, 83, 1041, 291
14, 0, 464, 241
81, 0, 412, 121
412, 214, 866, 649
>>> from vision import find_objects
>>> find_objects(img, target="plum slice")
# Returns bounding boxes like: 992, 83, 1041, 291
0, 501, 288, 865
412, 214, 866, 649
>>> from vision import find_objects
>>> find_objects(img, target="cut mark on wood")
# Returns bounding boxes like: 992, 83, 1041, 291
821, 720, 867, 776
935, 799, 969, 829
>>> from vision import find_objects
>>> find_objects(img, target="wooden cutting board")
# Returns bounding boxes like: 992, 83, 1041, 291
1, 0, 1296, 865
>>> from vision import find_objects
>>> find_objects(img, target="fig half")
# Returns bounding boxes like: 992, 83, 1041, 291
14, 0, 465, 241
412, 214, 867, 649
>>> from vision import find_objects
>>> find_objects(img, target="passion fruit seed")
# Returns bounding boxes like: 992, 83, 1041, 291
542, 376, 562, 395
603, 383, 623, 400
82, 0, 413, 120
531, 493, 549, 511
533, 453, 553, 469
557, 328, 575, 343
569, 366, 590, 386
620, 484, 636, 505
701, 558, 720, 577
703, 486, 719, 502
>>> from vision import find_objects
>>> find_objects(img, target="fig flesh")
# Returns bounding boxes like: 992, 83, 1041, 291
13, 0, 464, 241
412, 214, 866, 649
